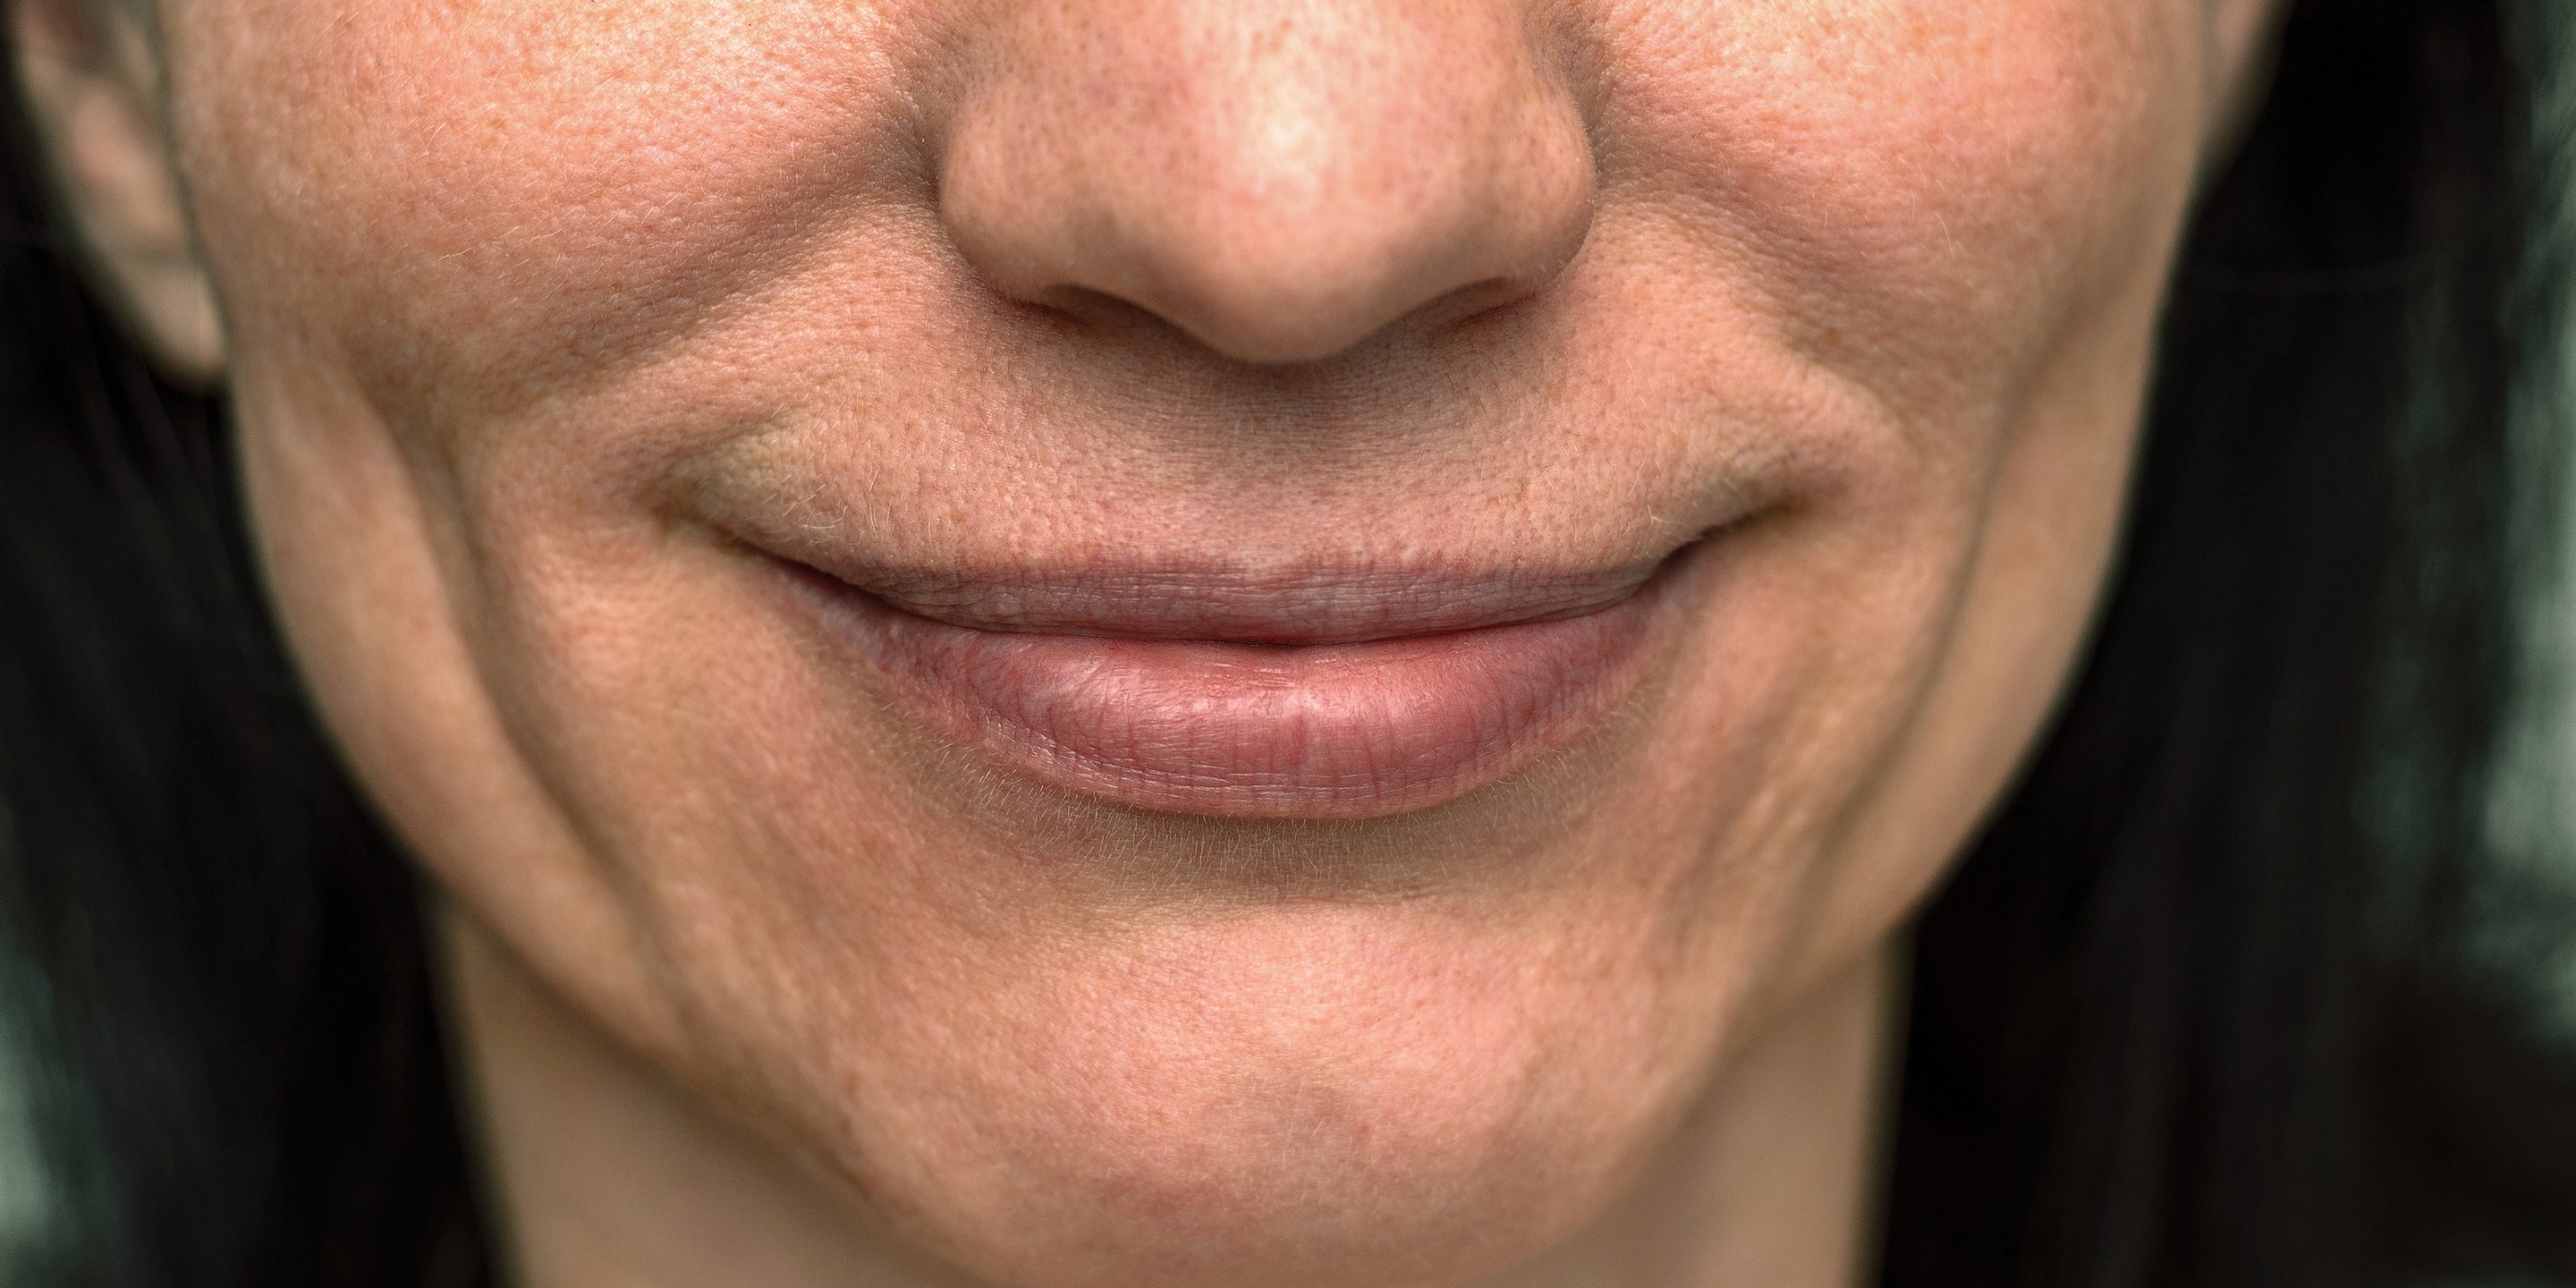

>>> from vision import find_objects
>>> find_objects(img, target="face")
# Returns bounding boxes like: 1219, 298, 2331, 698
23, 0, 2277, 1282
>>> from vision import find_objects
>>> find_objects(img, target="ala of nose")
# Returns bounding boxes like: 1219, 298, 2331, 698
937, 1, 1597, 366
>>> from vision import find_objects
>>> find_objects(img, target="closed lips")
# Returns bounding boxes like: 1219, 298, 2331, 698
772, 555, 1694, 819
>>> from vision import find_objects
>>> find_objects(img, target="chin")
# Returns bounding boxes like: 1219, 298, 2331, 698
810, 907, 1701, 1288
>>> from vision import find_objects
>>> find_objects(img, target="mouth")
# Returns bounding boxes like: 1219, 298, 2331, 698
755, 547, 1702, 820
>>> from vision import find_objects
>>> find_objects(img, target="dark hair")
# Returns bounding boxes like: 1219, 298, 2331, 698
4, 1, 2574, 1284
1887, 1, 2576, 1284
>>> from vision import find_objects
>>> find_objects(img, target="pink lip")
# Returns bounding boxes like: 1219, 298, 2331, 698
773, 557, 1684, 819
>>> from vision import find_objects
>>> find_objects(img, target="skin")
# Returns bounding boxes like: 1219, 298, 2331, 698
14, 0, 2284, 1284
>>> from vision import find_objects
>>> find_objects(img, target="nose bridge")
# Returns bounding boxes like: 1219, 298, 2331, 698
936, 0, 1597, 366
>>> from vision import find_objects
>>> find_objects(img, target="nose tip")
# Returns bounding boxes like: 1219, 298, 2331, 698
937, 3, 1597, 367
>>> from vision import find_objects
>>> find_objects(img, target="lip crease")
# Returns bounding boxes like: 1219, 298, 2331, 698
762, 551, 1691, 820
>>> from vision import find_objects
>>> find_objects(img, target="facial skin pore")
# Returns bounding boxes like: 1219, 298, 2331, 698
15, 0, 2284, 1284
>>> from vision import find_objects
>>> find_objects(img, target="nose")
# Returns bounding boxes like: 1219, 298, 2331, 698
937, 0, 1597, 366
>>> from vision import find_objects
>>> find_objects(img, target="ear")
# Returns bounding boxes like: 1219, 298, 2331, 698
10, 0, 225, 387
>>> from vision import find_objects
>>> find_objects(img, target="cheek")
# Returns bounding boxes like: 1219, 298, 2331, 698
1574, 0, 2208, 987
165, 0, 944, 418
1602, 0, 2199, 421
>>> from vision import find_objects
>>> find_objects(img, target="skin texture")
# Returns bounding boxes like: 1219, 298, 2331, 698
13, 0, 2284, 1284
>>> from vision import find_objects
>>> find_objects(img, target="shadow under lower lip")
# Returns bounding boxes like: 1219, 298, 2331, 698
801, 579, 1669, 820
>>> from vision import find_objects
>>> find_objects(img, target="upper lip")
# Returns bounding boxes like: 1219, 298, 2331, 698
679, 457, 1759, 647
816, 557, 1680, 645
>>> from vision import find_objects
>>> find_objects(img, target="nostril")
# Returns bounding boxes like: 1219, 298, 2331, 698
949, 189, 1591, 367
1020, 285, 1182, 344
1419, 275, 1557, 343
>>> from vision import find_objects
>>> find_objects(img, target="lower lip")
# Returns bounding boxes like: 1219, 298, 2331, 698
784, 566, 1680, 820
